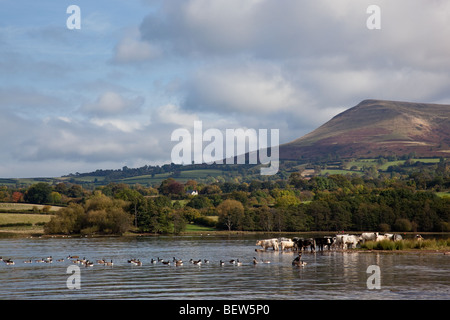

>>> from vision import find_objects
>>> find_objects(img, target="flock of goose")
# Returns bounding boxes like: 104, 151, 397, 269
0, 255, 113, 267
1, 253, 309, 268
133, 257, 266, 267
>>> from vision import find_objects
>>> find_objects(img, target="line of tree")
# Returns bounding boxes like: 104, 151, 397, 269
1, 159, 449, 235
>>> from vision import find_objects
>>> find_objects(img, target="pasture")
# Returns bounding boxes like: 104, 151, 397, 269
0, 213, 52, 225
103, 169, 225, 185
184, 224, 217, 233
0, 213, 53, 233
344, 157, 441, 172
0, 203, 62, 212
0, 203, 59, 234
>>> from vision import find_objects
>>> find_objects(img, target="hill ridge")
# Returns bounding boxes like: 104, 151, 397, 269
280, 99, 450, 160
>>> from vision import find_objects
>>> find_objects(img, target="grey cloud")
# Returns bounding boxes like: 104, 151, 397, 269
140, 0, 450, 126
113, 28, 162, 63
139, 0, 450, 72
0, 87, 69, 117
2, 114, 172, 176
139, 0, 369, 59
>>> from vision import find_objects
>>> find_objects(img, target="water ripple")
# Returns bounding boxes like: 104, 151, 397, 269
0, 236, 449, 299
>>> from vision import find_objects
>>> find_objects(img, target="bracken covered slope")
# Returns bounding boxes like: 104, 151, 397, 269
280, 99, 450, 160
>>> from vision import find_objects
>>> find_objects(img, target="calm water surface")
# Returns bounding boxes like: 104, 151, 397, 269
0, 235, 449, 300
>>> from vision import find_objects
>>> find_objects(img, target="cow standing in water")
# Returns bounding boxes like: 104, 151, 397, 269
255, 238, 279, 251
361, 232, 378, 243
334, 234, 360, 249
280, 239, 295, 251
293, 238, 316, 252
314, 237, 333, 251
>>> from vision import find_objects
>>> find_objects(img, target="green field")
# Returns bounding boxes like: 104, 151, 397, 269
321, 169, 363, 176
436, 191, 450, 198
344, 157, 441, 171
0, 203, 63, 212
0, 213, 53, 234
0, 213, 53, 225
120, 169, 225, 185
184, 224, 217, 232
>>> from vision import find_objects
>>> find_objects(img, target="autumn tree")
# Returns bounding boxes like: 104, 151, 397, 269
216, 199, 244, 231
45, 192, 132, 235
12, 191, 23, 203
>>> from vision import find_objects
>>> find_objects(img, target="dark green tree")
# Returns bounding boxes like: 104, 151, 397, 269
25, 183, 52, 204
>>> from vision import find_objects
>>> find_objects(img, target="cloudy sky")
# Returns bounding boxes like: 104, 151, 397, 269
1, 0, 450, 178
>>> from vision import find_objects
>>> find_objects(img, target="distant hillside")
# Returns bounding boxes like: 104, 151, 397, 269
280, 99, 450, 161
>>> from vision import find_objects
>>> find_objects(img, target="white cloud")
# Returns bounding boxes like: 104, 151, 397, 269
90, 118, 147, 133
154, 104, 199, 127
80, 91, 144, 116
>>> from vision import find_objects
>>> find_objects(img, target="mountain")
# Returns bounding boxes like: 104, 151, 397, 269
280, 99, 450, 160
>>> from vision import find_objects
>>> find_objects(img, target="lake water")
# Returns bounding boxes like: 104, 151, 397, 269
0, 235, 449, 300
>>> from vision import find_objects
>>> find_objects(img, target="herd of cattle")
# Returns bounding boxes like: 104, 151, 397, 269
256, 233, 424, 252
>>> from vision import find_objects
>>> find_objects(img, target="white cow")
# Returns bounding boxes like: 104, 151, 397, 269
256, 238, 279, 251
393, 234, 403, 241
375, 234, 389, 241
361, 232, 378, 243
333, 234, 346, 249
344, 235, 360, 249
280, 239, 295, 251
384, 233, 395, 240
334, 234, 360, 249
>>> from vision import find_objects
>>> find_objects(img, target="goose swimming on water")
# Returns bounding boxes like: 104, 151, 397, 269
192, 259, 202, 266
175, 259, 183, 266
104, 260, 114, 266
5, 259, 14, 265
292, 253, 307, 267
